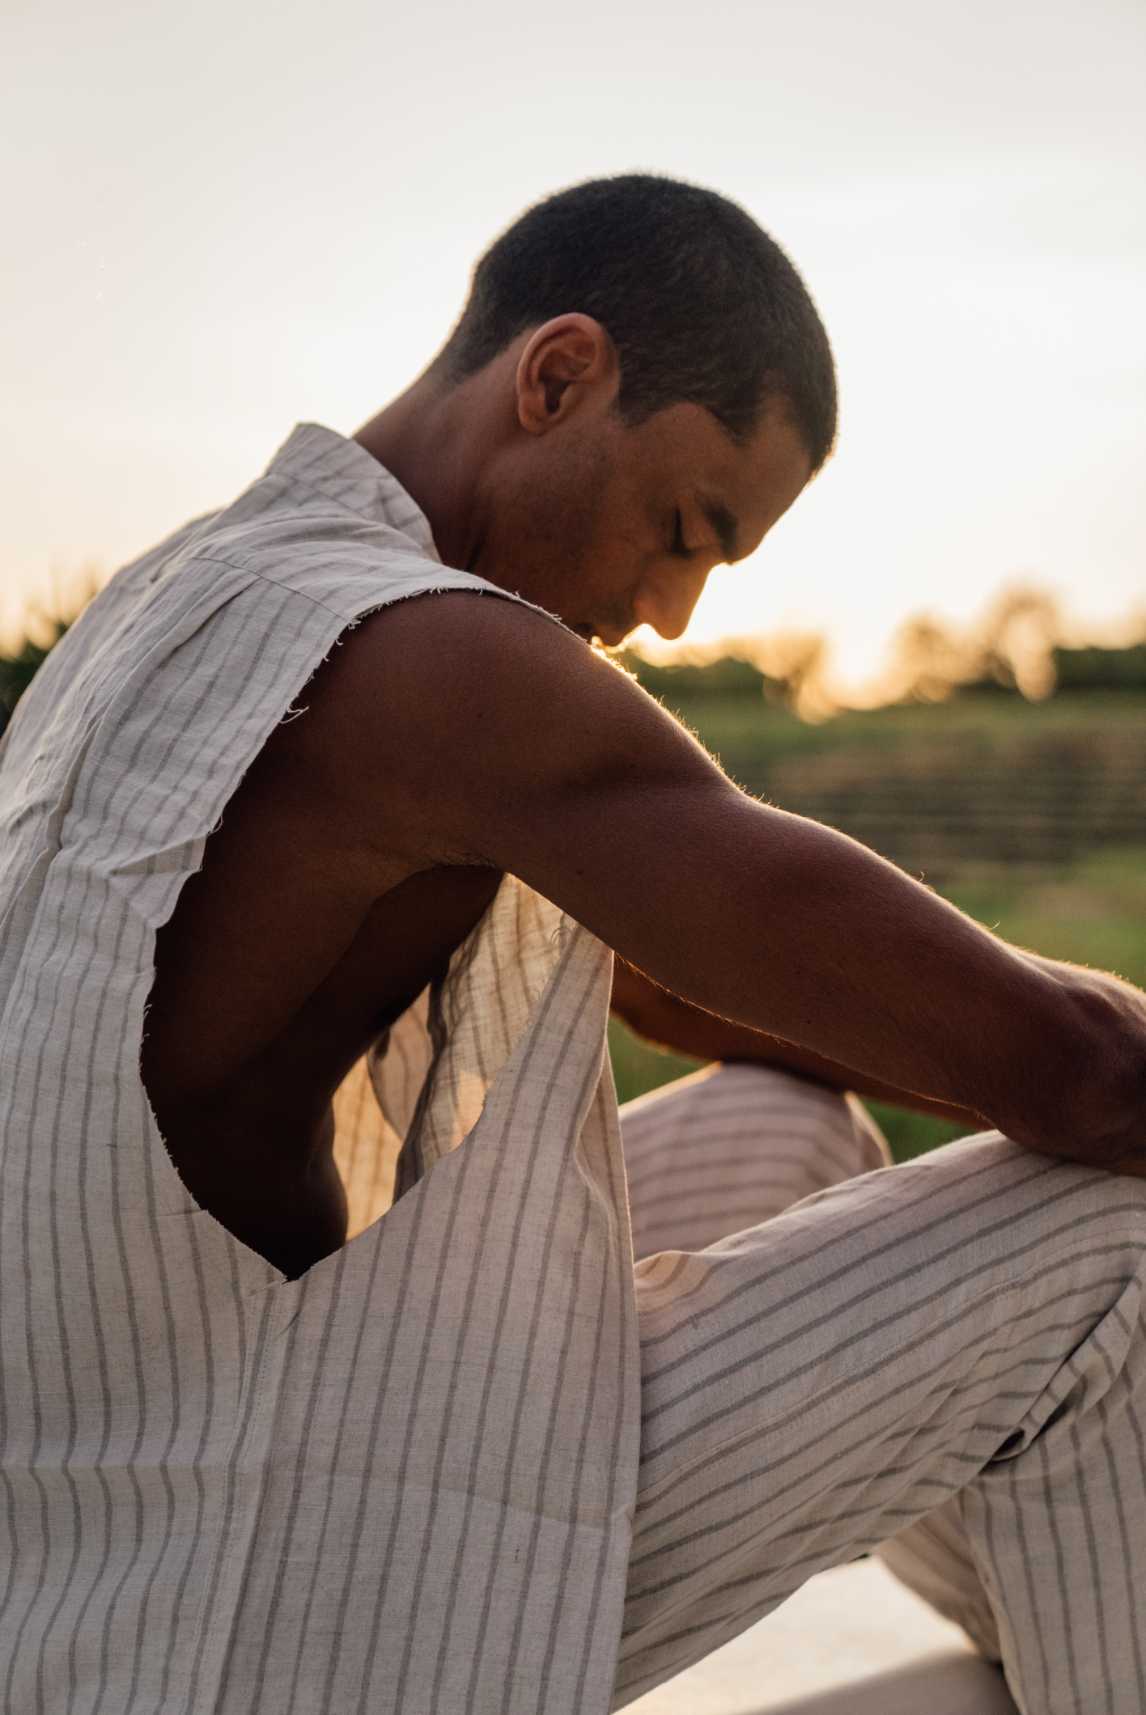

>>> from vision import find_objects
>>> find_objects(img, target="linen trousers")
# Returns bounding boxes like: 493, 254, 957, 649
610, 1059, 1146, 1715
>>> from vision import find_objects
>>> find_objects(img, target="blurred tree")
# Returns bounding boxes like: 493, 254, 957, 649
1052, 642, 1146, 692
754, 631, 835, 721
971, 582, 1061, 699
0, 619, 73, 735
885, 582, 1069, 705
614, 650, 769, 701
884, 612, 977, 703
0, 570, 99, 736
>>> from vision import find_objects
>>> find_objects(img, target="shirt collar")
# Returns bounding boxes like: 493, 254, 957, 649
261, 421, 442, 562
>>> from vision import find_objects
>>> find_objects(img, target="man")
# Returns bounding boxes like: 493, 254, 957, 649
2, 172, 1145, 1715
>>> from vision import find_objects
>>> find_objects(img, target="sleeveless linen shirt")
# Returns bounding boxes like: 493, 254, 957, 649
0, 423, 642, 1714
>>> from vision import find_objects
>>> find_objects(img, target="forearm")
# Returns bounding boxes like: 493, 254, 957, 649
610, 959, 987, 1127
605, 791, 1087, 1149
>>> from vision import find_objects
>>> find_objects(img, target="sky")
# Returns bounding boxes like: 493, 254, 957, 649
4, 0, 1144, 696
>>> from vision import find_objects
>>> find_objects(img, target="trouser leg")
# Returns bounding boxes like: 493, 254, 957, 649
612, 1061, 1146, 1715
619, 1059, 891, 1262
874, 1490, 1005, 1661
624, 1066, 1002, 1665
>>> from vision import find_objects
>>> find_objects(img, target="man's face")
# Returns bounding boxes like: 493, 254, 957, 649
468, 368, 814, 648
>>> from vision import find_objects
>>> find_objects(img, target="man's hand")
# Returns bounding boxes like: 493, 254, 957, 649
995, 952, 1146, 1176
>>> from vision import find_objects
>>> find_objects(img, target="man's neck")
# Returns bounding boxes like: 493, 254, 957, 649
353, 375, 487, 572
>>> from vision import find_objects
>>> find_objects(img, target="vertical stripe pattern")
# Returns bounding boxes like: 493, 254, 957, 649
0, 423, 641, 1714
612, 1060, 1146, 1715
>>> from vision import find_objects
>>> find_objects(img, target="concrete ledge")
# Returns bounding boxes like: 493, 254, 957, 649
625, 1556, 1019, 1714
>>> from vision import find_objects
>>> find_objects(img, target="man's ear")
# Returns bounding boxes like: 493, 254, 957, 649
515, 314, 618, 435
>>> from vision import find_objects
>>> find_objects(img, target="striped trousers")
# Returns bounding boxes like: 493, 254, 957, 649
610, 1060, 1146, 1715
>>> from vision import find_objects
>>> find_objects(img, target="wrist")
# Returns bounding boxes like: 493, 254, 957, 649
998, 960, 1146, 1167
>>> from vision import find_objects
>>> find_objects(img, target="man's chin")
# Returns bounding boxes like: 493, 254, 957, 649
569, 621, 630, 650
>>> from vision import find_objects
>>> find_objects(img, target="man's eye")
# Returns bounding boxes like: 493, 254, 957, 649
670, 509, 689, 557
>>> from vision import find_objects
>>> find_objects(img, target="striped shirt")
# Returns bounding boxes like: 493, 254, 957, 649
0, 422, 641, 1713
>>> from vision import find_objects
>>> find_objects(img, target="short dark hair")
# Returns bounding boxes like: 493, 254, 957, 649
431, 172, 837, 470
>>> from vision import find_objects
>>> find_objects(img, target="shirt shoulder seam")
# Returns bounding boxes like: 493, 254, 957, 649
178, 549, 537, 624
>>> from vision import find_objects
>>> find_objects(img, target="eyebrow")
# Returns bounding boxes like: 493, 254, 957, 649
698, 494, 741, 564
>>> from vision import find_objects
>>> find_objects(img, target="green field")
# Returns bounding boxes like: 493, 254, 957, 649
608, 688, 1146, 1165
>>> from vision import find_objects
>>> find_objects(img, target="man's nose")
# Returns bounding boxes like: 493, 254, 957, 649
633, 567, 708, 641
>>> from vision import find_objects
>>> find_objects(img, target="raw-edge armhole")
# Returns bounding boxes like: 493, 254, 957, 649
136, 575, 572, 1290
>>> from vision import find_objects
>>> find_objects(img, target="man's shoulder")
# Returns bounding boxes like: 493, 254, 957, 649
184, 505, 439, 610
331, 588, 640, 755
298, 586, 725, 876
348, 582, 575, 666
306, 587, 588, 786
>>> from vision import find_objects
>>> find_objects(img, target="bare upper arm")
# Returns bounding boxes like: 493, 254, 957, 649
322, 586, 749, 954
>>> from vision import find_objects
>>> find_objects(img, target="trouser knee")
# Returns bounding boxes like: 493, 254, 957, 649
620, 1060, 894, 1257
706, 1059, 894, 1183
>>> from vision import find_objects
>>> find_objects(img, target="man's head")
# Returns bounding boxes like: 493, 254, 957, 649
362, 172, 835, 646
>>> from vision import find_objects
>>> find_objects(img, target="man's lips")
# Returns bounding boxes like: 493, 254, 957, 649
574, 621, 630, 646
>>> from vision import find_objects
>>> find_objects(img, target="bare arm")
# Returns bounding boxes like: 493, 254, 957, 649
337, 592, 1146, 1171
609, 956, 989, 1128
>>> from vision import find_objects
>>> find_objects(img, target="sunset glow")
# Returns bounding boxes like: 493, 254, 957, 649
4, 0, 1143, 700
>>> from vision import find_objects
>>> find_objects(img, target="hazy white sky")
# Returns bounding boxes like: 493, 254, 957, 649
4, 0, 1144, 691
